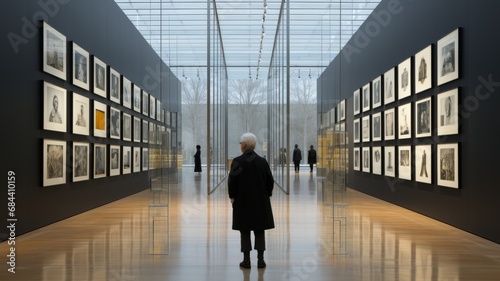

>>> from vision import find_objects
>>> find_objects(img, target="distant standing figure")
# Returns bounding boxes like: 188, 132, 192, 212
308, 145, 317, 172
292, 144, 302, 172
194, 145, 202, 173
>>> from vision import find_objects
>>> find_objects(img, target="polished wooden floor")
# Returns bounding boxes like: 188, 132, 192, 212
2, 167, 500, 280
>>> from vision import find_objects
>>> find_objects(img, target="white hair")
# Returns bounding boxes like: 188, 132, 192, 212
240, 132, 257, 149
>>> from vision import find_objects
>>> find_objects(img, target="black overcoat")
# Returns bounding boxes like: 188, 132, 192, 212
194, 149, 201, 172
228, 149, 275, 231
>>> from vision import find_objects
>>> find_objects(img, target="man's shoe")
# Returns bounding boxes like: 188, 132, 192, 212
257, 259, 266, 268
240, 260, 251, 269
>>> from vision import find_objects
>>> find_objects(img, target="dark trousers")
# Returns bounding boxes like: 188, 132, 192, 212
240, 230, 265, 252
294, 161, 300, 171
309, 164, 314, 172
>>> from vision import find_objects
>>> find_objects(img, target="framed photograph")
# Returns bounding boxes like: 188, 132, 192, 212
415, 45, 432, 94
437, 88, 459, 136
72, 92, 89, 136
133, 147, 141, 173
156, 100, 162, 121
43, 22, 66, 80
353, 147, 361, 171
362, 147, 370, 173
122, 146, 131, 174
149, 122, 155, 145
123, 77, 132, 109
149, 95, 156, 118
372, 146, 382, 175
384, 108, 395, 141
338, 99, 346, 121
122, 113, 132, 141
94, 144, 106, 178
93, 101, 107, 138
142, 120, 149, 143
437, 143, 459, 188
161, 109, 165, 124
72, 43, 89, 90
43, 139, 66, 186
398, 58, 412, 100
93, 56, 107, 97
353, 118, 360, 143
398, 103, 411, 139
415, 97, 432, 138
398, 146, 412, 180
110, 145, 121, 176
142, 147, 149, 171
362, 82, 371, 112
109, 67, 121, 104
133, 85, 141, 112
142, 91, 149, 115
372, 76, 382, 109
384, 67, 395, 104
384, 146, 395, 177
73, 142, 89, 182
43, 81, 67, 132
362, 116, 370, 143
437, 28, 459, 86
133, 116, 141, 142
172, 113, 177, 128
110, 107, 121, 139
353, 89, 360, 115
415, 145, 432, 184
372, 112, 382, 142
166, 111, 171, 126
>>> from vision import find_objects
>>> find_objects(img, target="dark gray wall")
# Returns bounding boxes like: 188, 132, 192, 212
0, 0, 180, 239
318, 0, 500, 243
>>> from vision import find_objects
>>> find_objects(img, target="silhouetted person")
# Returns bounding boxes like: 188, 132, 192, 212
293, 144, 302, 172
308, 145, 317, 172
194, 145, 201, 173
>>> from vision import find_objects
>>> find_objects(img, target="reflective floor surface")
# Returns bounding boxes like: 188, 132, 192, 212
1, 167, 500, 280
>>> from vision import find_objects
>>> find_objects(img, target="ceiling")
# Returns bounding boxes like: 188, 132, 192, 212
114, 0, 381, 81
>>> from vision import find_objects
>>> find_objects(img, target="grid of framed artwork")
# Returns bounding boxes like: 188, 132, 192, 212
351, 28, 461, 189
41, 21, 171, 186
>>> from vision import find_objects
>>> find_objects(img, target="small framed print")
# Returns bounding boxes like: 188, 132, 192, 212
110, 107, 121, 139
398, 58, 412, 100
43, 139, 66, 186
142, 91, 149, 115
384, 67, 395, 104
437, 143, 459, 188
142, 148, 149, 171
43, 81, 67, 132
372, 112, 382, 142
398, 146, 412, 180
133, 116, 141, 142
172, 113, 177, 128
72, 92, 89, 136
72, 43, 89, 90
415, 97, 432, 138
123, 77, 132, 109
166, 111, 171, 126
94, 144, 106, 178
353, 118, 360, 143
353, 89, 361, 115
122, 113, 132, 141
362, 82, 371, 112
415, 45, 432, 94
362, 147, 371, 173
161, 109, 165, 124
109, 67, 121, 104
122, 146, 131, 174
353, 147, 361, 171
384, 108, 395, 141
149, 122, 155, 145
362, 116, 370, 143
43, 22, 66, 80
338, 99, 346, 121
133, 85, 141, 112
93, 101, 107, 138
415, 145, 432, 184
149, 95, 156, 118
156, 100, 162, 121
93, 56, 107, 97
398, 103, 411, 139
372, 76, 382, 109
437, 28, 459, 86
73, 142, 89, 182
142, 120, 149, 143
133, 147, 141, 173
110, 145, 121, 176
437, 88, 459, 136
384, 146, 395, 177
372, 146, 382, 175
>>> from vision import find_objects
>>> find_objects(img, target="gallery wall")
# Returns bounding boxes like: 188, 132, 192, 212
318, 0, 500, 243
0, 0, 180, 239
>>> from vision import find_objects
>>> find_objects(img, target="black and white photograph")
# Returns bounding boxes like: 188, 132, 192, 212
415, 145, 432, 184
133, 147, 141, 173
94, 101, 107, 138
437, 28, 459, 86
110, 107, 121, 139
72, 93, 89, 136
398, 146, 412, 180
43, 82, 67, 133
133, 85, 141, 112
398, 58, 412, 100
437, 143, 459, 188
110, 145, 121, 176
384, 108, 395, 141
149, 95, 156, 119
415, 97, 432, 138
362, 147, 370, 173
437, 88, 459, 136
166, 110, 171, 126
372, 112, 382, 142
384, 67, 395, 104
398, 103, 411, 139
372, 146, 382, 175
123, 76, 132, 109
353, 118, 360, 143
109, 68, 121, 104
353, 89, 360, 115
384, 146, 395, 177
123, 113, 132, 141
93, 56, 107, 98
415, 45, 432, 94
372, 76, 382, 109
142, 91, 149, 116
161, 109, 165, 125
339, 99, 346, 121
72, 43, 89, 90
73, 142, 89, 182
123, 146, 131, 174
156, 100, 162, 121
94, 144, 106, 178
362, 116, 370, 142
43, 139, 66, 186
142, 120, 149, 143
133, 116, 141, 142
142, 147, 149, 171
362, 82, 371, 112
149, 122, 155, 145
353, 147, 360, 171
172, 113, 177, 128
43, 22, 66, 80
